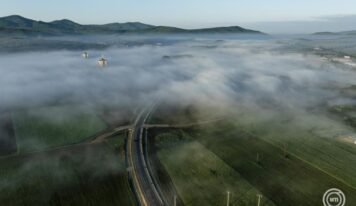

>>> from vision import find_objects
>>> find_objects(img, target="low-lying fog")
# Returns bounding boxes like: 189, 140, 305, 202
1, 34, 356, 138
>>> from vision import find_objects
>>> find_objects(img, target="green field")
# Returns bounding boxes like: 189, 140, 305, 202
232, 118, 356, 189
148, 103, 226, 125
0, 113, 16, 155
329, 104, 356, 129
154, 121, 356, 206
148, 104, 198, 124
157, 134, 276, 206
0, 136, 134, 206
12, 106, 107, 153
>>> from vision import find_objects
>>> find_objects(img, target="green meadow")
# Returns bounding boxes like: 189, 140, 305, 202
12, 106, 107, 153
0, 135, 133, 206
154, 120, 356, 206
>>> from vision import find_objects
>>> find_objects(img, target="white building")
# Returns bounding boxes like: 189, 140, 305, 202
98, 57, 108, 67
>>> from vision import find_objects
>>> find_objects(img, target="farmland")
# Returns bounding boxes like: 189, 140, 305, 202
156, 130, 276, 206
148, 102, 228, 125
153, 120, 356, 206
148, 104, 199, 125
0, 135, 133, 206
0, 113, 16, 155
231, 117, 356, 188
329, 103, 356, 129
12, 106, 107, 153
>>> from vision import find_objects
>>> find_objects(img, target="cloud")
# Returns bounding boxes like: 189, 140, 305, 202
1, 35, 356, 135
248, 14, 356, 34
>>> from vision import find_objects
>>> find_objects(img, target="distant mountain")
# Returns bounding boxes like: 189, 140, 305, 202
0, 15, 39, 28
50, 19, 82, 29
0, 15, 264, 36
190, 26, 260, 33
101, 22, 154, 31
140, 25, 263, 34
314, 30, 356, 36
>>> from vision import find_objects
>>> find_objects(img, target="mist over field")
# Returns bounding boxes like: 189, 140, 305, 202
2, 0, 356, 203
2, 34, 356, 206
1, 35, 356, 137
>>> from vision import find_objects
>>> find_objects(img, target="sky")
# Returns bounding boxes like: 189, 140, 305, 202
1, 0, 356, 33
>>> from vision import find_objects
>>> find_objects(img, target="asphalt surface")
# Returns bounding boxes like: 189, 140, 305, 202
127, 108, 165, 206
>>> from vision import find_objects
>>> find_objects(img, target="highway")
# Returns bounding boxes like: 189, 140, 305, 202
126, 107, 166, 206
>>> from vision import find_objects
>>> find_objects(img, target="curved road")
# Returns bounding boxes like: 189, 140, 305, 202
126, 108, 166, 206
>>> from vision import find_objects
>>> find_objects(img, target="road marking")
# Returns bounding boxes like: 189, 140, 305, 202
127, 104, 166, 206
128, 129, 149, 206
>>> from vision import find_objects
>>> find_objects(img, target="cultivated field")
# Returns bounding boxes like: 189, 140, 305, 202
154, 121, 356, 206
12, 106, 107, 153
0, 136, 133, 206
0, 113, 16, 155
157, 133, 276, 206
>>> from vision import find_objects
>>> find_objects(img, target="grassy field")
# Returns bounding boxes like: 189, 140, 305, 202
329, 103, 356, 129
12, 106, 107, 153
154, 121, 356, 206
0, 113, 16, 155
0, 136, 134, 206
155, 130, 276, 206
232, 118, 356, 189
148, 104, 198, 124
100, 104, 136, 126
148, 102, 226, 125
105, 133, 127, 157
193, 122, 356, 206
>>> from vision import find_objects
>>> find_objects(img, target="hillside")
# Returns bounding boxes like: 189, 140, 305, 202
0, 15, 264, 36
314, 30, 356, 36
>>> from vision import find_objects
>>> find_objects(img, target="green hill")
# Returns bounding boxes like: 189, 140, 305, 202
0, 15, 264, 36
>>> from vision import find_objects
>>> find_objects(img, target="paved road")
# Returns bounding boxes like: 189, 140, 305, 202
89, 125, 131, 144
127, 108, 166, 206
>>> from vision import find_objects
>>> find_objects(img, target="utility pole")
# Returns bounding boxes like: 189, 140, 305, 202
257, 194, 263, 206
226, 191, 230, 206
174, 194, 177, 206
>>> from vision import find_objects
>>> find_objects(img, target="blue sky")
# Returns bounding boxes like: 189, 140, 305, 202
2, 0, 356, 33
